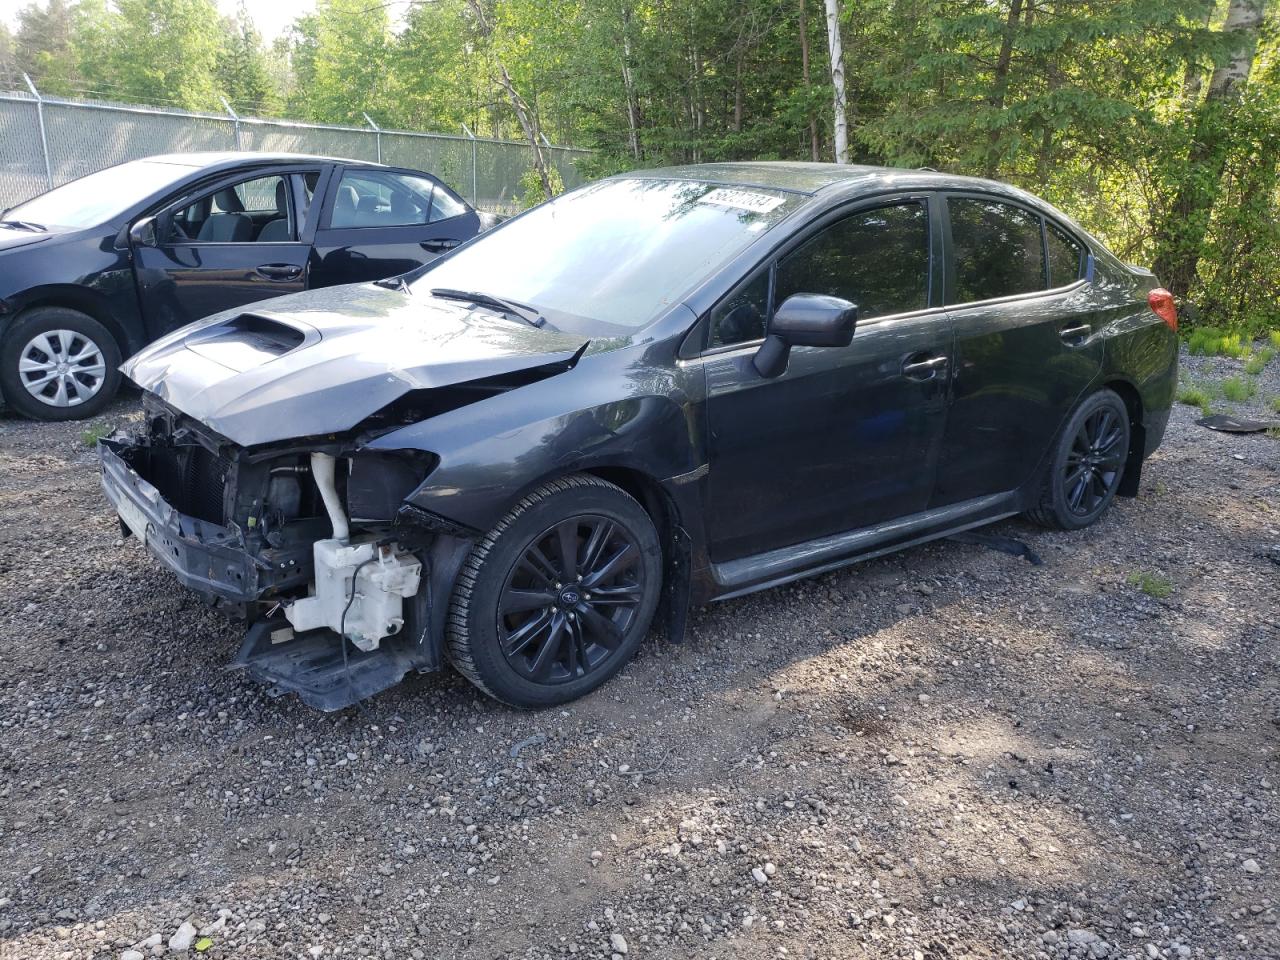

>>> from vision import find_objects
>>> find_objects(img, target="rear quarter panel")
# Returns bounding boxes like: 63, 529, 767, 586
1097, 259, 1179, 434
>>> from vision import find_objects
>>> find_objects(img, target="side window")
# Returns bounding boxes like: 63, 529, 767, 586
710, 268, 770, 348
330, 170, 438, 228
1046, 220, 1084, 288
429, 186, 469, 223
774, 202, 930, 320
168, 174, 293, 244
948, 197, 1044, 302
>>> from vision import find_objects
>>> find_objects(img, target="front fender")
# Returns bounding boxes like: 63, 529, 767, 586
364, 342, 706, 533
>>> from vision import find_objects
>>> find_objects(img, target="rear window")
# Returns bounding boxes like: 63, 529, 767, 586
948, 197, 1045, 303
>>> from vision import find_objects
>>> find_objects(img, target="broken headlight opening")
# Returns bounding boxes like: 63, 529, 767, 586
99, 398, 445, 711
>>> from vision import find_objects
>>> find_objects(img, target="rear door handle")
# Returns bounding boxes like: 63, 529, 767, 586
1060, 323, 1092, 342
902, 354, 948, 380
420, 238, 460, 253
256, 263, 303, 281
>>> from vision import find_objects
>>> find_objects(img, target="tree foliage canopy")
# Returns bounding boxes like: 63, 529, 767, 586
0, 0, 1276, 331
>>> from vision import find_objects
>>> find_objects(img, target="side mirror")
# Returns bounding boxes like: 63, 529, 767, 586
128, 216, 158, 248
753, 293, 858, 378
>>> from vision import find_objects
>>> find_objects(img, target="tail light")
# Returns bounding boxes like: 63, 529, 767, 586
1148, 288, 1177, 331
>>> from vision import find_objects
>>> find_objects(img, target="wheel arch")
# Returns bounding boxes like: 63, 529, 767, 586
1100, 376, 1145, 497
3, 286, 135, 360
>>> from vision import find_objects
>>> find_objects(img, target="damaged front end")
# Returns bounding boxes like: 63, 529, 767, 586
100, 397, 458, 711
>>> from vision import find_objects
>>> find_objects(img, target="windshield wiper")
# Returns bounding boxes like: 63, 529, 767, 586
0, 219, 45, 232
430, 287, 546, 328
373, 275, 411, 293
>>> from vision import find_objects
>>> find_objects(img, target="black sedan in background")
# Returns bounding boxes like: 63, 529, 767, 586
99, 162, 1180, 712
0, 152, 486, 420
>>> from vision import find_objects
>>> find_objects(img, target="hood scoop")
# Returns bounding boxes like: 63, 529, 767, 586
184, 313, 314, 373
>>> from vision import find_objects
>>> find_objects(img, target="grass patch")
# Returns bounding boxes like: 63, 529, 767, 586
1187, 326, 1252, 358
1272, 395, 1280, 413
1176, 384, 1213, 411
1220, 376, 1257, 402
1244, 348, 1276, 375
1127, 570, 1173, 599
1270, 330, 1280, 350
80, 423, 111, 448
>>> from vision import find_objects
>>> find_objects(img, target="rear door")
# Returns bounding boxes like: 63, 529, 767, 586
132, 166, 322, 338
309, 166, 481, 288
702, 196, 952, 562
933, 194, 1102, 506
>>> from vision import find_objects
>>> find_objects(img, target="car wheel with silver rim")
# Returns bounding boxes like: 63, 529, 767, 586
0, 307, 121, 421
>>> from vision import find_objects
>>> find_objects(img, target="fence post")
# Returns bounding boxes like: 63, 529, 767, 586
220, 96, 241, 149
461, 123, 478, 207
23, 74, 53, 191
363, 113, 382, 164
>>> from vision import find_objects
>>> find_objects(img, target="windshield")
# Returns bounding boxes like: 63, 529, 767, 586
411, 178, 802, 331
3, 159, 198, 230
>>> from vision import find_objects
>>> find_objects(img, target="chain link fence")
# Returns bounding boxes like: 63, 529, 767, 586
0, 86, 591, 215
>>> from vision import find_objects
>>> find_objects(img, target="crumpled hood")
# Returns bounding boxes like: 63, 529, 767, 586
122, 284, 589, 447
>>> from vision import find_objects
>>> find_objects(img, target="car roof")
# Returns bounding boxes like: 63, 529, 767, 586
622, 160, 1041, 200
141, 151, 384, 170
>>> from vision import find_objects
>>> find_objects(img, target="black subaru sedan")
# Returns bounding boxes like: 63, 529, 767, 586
0, 152, 484, 420
99, 162, 1179, 711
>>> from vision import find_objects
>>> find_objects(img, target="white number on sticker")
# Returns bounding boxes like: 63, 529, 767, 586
699, 188, 785, 214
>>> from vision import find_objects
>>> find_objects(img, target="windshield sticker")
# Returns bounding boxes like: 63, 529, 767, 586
698, 188, 786, 214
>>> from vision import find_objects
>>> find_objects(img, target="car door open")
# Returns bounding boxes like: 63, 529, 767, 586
131, 169, 316, 338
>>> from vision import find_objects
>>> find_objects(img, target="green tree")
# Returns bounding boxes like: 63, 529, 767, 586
217, 2, 274, 115
13, 0, 80, 94
305, 0, 393, 124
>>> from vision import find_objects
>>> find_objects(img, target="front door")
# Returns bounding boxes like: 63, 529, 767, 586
932, 195, 1104, 506
702, 198, 952, 562
132, 170, 317, 338
309, 166, 481, 288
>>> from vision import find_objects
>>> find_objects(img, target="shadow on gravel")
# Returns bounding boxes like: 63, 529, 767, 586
1, 406, 1277, 958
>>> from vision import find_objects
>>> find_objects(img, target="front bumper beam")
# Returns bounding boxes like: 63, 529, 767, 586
98, 437, 308, 606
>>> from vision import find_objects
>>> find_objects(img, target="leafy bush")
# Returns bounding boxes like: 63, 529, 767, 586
519, 165, 565, 210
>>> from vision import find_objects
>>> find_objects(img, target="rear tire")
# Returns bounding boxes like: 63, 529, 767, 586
1027, 388, 1130, 530
0, 307, 121, 421
446, 474, 663, 708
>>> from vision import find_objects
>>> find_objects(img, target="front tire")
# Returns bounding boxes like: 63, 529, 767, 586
446, 474, 663, 708
0, 307, 121, 421
1027, 388, 1131, 530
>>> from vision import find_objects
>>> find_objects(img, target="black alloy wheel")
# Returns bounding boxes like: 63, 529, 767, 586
446, 474, 663, 707
1063, 404, 1128, 517
1028, 388, 1131, 530
497, 516, 645, 684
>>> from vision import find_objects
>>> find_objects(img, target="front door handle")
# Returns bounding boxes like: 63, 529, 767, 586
256, 263, 303, 281
420, 238, 460, 253
902, 354, 948, 380
1060, 323, 1092, 342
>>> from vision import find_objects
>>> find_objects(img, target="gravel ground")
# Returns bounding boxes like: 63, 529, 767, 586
0, 357, 1277, 960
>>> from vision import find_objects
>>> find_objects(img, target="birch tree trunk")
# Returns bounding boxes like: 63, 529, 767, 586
823, 0, 848, 163
620, 1, 641, 160
1152, 0, 1268, 297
